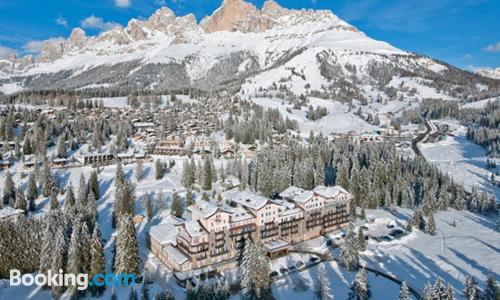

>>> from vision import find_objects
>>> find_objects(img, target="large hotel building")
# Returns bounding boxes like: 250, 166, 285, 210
148, 185, 352, 273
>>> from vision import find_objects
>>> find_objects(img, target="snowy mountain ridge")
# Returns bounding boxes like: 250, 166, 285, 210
0, 0, 498, 101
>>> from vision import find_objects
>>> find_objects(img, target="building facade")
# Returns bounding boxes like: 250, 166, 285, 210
148, 185, 352, 272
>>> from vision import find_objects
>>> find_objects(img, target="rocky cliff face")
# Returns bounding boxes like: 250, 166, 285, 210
0, 0, 497, 100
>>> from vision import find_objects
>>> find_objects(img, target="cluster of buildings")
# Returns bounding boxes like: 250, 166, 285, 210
153, 137, 255, 159
149, 185, 352, 274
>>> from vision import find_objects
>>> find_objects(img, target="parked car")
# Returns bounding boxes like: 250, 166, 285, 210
296, 261, 305, 270
381, 235, 393, 241
309, 257, 319, 263
389, 229, 404, 237
269, 271, 279, 278
279, 267, 288, 274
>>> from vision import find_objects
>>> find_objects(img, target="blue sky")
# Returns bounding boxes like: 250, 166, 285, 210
0, 0, 498, 70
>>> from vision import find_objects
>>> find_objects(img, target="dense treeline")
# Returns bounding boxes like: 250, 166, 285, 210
249, 134, 497, 216
402, 99, 500, 157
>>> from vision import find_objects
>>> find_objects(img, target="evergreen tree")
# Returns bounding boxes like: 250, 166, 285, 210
181, 159, 195, 188
431, 278, 448, 300
50, 224, 67, 296
202, 155, 213, 190
348, 268, 370, 300
357, 227, 367, 251
314, 264, 333, 300
77, 174, 88, 208
144, 194, 154, 220
398, 282, 410, 300
411, 209, 426, 231
484, 274, 499, 300
42, 165, 57, 198
80, 222, 92, 275
446, 284, 455, 300
50, 191, 59, 210
136, 160, 144, 182
155, 159, 164, 180
66, 219, 83, 294
14, 186, 27, 211
26, 173, 37, 211
89, 170, 100, 200
426, 213, 437, 235
116, 161, 125, 188
170, 192, 184, 218
341, 223, 359, 271
114, 215, 140, 277
185, 189, 194, 207
215, 280, 231, 300
3, 171, 15, 206
64, 183, 76, 214
56, 135, 66, 158
90, 224, 106, 296
423, 282, 432, 300
241, 242, 271, 300
463, 276, 478, 300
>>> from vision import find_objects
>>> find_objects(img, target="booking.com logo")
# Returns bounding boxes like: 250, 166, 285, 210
10, 269, 136, 291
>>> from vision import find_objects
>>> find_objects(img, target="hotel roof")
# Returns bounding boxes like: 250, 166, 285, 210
313, 185, 349, 199
184, 220, 207, 238
222, 189, 269, 211
149, 223, 178, 246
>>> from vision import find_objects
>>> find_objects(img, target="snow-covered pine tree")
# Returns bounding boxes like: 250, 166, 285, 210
341, 223, 359, 271
136, 160, 144, 182
3, 171, 15, 206
411, 208, 426, 231
143, 194, 154, 220
77, 174, 88, 208
463, 275, 478, 300
357, 227, 367, 251
26, 173, 37, 211
114, 215, 140, 277
348, 268, 370, 300
426, 213, 437, 235
66, 219, 83, 294
241, 241, 271, 300
50, 191, 59, 210
116, 161, 125, 189
185, 189, 194, 207
14, 186, 27, 211
423, 282, 432, 300
484, 274, 499, 300
42, 165, 57, 198
181, 159, 195, 188
398, 281, 410, 300
202, 155, 213, 190
431, 278, 448, 300
50, 224, 67, 296
56, 135, 66, 158
64, 183, 76, 214
155, 159, 164, 180
215, 280, 231, 300
89, 170, 100, 200
446, 284, 455, 300
90, 224, 106, 296
170, 192, 184, 217
314, 264, 333, 300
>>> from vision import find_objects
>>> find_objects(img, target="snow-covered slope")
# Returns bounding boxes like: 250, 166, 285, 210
0, 0, 498, 101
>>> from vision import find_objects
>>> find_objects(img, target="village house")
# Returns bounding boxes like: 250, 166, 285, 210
76, 152, 114, 166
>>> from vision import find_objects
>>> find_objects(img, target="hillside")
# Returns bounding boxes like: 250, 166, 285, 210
0, 0, 498, 103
